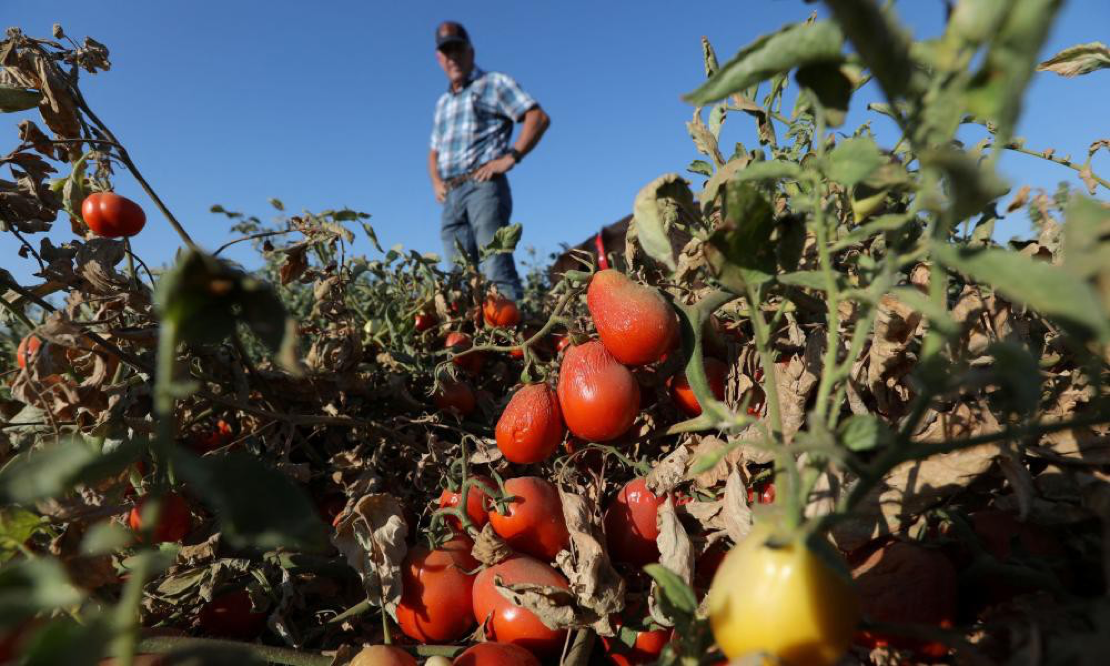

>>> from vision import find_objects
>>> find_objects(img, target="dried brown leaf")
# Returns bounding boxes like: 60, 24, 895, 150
332, 493, 408, 615
494, 575, 582, 630
649, 497, 694, 627
471, 522, 512, 566
555, 489, 625, 636
645, 445, 690, 495
722, 469, 753, 544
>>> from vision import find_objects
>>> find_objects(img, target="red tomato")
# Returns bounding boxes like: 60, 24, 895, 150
15, 335, 41, 369
603, 478, 665, 567
600, 615, 672, 666
555, 335, 572, 353
438, 475, 496, 532
746, 481, 775, 505
668, 357, 728, 417
349, 645, 417, 666
128, 491, 191, 544
445, 331, 485, 374
556, 341, 640, 442
484, 295, 521, 328
472, 555, 570, 656
433, 379, 476, 417
198, 589, 267, 639
587, 269, 677, 366
189, 419, 234, 454
694, 544, 728, 591
81, 192, 147, 238
415, 312, 438, 332
495, 384, 565, 464
395, 538, 479, 643
453, 642, 541, 666
488, 476, 569, 561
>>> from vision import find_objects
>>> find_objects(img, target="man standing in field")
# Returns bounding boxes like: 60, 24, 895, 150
428, 21, 550, 302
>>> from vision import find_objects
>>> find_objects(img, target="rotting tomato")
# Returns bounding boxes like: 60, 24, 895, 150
483, 294, 521, 328
708, 524, 860, 666
15, 335, 41, 369
415, 312, 438, 332
472, 555, 570, 656
438, 475, 495, 532
197, 589, 267, 640
604, 478, 665, 567
668, 357, 728, 417
395, 538, 479, 643
81, 191, 146, 238
433, 378, 476, 417
348, 645, 417, 666
453, 642, 541, 666
488, 476, 569, 561
445, 331, 485, 374
128, 491, 191, 544
587, 269, 677, 365
495, 383, 565, 464
556, 341, 640, 442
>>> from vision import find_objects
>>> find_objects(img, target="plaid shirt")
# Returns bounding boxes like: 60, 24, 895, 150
430, 67, 537, 179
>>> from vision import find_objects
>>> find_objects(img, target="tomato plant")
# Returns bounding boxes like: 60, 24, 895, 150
438, 475, 495, 532
487, 476, 569, 561
395, 539, 479, 643
81, 191, 146, 237
668, 357, 727, 417
603, 478, 664, 567
556, 341, 639, 442
445, 331, 486, 374
472, 555, 570, 655
495, 383, 565, 464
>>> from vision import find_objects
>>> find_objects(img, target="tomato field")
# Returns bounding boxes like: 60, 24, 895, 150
2, 4, 1110, 666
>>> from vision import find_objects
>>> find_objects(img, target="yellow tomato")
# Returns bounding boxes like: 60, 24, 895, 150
707, 524, 860, 666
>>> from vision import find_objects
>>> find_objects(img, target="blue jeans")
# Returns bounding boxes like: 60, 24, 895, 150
440, 174, 523, 301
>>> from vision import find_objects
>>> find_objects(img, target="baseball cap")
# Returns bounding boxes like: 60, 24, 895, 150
435, 21, 470, 51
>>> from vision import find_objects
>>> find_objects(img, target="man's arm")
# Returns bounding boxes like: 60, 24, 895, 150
429, 149, 447, 203
473, 105, 551, 181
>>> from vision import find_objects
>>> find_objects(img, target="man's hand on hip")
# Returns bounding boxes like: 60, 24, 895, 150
473, 155, 515, 182
433, 179, 447, 203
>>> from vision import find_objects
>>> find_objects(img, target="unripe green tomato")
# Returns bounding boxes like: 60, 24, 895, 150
707, 524, 860, 666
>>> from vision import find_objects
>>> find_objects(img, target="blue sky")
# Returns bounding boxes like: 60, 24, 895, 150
3, 0, 1108, 285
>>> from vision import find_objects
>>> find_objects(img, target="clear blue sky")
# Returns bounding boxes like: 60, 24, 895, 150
4, 1, 1108, 285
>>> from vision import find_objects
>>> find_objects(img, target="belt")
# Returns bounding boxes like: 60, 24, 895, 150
443, 166, 504, 192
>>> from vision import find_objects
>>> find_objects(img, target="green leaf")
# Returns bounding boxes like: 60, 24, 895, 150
21, 616, 111, 666
0, 86, 42, 113
0, 438, 141, 504
644, 564, 698, 619
920, 149, 1009, 223
837, 414, 893, 452
687, 160, 714, 177
932, 242, 1110, 343
823, 0, 918, 101
795, 61, 851, 127
986, 341, 1041, 415
0, 559, 83, 626
62, 152, 93, 225
734, 160, 803, 183
361, 222, 384, 253
825, 137, 884, 187
632, 174, 697, 272
705, 182, 777, 291
886, 287, 958, 337
683, 21, 844, 106
173, 450, 328, 551
1037, 41, 1110, 78
80, 522, 132, 556
479, 223, 522, 261
0, 508, 44, 563
778, 271, 837, 291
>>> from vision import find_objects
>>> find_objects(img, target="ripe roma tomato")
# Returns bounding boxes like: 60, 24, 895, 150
395, 538, 479, 643
128, 491, 192, 544
496, 384, 566, 464
445, 331, 486, 374
454, 642, 541, 666
198, 589, 267, 639
415, 312, 438, 332
81, 192, 147, 238
587, 269, 677, 365
348, 645, 417, 666
484, 294, 521, 328
433, 378, 476, 417
603, 478, 665, 567
488, 476, 569, 561
15, 335, 41, 369
668, 357, 728, 417
556, 341, 639, 442
473, 555, 570, 656
708, 524, 860, 666
438, 475, 496, 532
